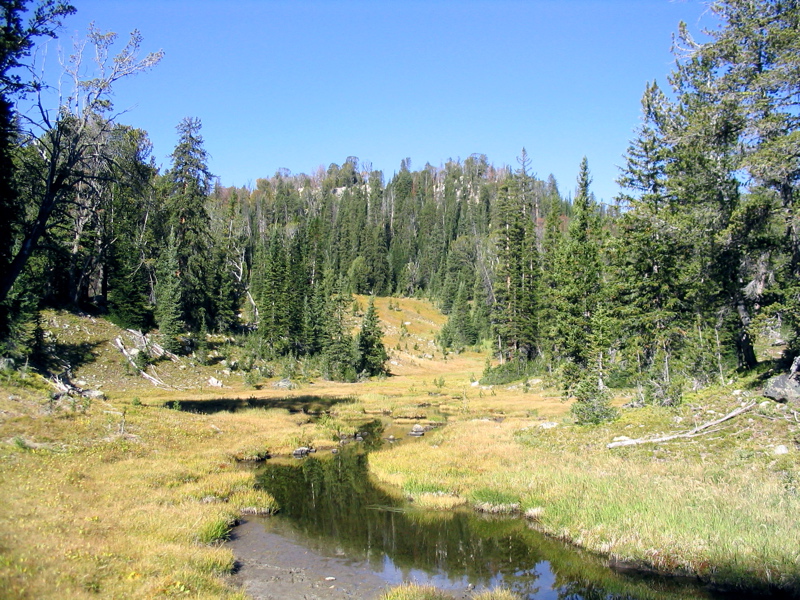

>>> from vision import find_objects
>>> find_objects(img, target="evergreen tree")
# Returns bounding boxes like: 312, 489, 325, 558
612, 81, 689, 400
154, 231, 184, 353
356, 296, 388, 376
321, 277, 358, 381
550, 158, 603, 377
162, 117, 213, 330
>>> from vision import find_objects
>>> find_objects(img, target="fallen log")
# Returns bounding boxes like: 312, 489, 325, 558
607, 402, 756, 449
126, 329, 180, 362
113, 337, 168, 387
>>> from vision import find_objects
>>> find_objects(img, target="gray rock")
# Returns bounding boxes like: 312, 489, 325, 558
272, 378, 297, 390
409, 424, 425, 437
763, 373, 800, 404
292, 447, 311, 458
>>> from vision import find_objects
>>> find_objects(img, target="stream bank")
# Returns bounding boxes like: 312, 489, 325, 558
229, 442, 761, 600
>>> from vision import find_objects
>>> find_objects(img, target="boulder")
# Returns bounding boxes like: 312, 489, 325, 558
409, 424, 425, 437
292, 447, 311, 459
763, 373, 800, 404
272, 378, 297, 390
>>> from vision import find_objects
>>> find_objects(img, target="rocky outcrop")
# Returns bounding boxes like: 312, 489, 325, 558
763, 373, 800, 404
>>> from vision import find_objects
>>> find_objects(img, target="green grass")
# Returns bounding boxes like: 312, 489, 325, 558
369, 387, 800, 592
379, 584, 522, 600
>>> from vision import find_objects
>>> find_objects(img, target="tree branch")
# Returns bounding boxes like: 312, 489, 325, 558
607, 402, 756, 449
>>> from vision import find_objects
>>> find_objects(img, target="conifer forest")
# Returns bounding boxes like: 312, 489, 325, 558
3, 1, 800, 420
6, 2, 800, 598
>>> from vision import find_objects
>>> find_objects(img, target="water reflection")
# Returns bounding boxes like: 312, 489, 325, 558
255, 448, 753, 600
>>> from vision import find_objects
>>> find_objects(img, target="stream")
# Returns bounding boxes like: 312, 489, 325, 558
227, 424, 769, 600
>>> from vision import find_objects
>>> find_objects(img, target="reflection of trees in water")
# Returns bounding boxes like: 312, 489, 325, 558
257, 448, 713, 600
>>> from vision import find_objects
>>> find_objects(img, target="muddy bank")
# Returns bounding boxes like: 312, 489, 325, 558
227, 517, 390, 600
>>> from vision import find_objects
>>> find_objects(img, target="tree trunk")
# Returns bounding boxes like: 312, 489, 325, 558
736, 299, 758, 369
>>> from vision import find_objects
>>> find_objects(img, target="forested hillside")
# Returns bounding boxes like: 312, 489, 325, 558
2, 0, 799, 420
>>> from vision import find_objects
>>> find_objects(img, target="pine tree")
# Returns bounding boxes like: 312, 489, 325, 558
356, 296, 388, 376
612, 81, 689, 400
550, 158, 603, 374
154, 231, 184, 353
163, 117, 213, 330
321, 277, 358, 381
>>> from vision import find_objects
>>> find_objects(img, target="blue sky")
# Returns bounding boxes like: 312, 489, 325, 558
49, 0, 714, 203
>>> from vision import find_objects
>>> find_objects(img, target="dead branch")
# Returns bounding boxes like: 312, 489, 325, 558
607, 402, 756, 449
113, 337, 167, 387
126, 329, 180, 362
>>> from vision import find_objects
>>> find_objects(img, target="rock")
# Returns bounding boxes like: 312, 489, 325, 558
612, 435, 632, 442
775, 445, 790, 455
409, 424, 425, 437
208, 377, 223, 388
538, 422, 558, 429
82, 389, 106, 400
763, 373, 800, 404
471, 381, 480, 387
292, 447, 311, 458
272, 378, 297, 390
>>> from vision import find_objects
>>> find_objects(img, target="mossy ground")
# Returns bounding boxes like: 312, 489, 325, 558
1, 299, 799, 597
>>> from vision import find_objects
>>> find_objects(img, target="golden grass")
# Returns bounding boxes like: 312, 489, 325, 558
3, 303, 800, 597
0, 383, 299, 598
378, 583, 522, 600
369, 392, 800, 589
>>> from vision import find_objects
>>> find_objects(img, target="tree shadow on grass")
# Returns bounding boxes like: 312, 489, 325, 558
35, 340, 104, 379
165, 395, 353, 414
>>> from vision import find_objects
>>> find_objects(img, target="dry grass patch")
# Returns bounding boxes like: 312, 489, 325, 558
0, 381, 302, 598
369, 393, 800, 590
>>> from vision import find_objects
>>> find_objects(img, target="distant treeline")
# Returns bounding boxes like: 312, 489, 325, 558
1, 0, 799, 407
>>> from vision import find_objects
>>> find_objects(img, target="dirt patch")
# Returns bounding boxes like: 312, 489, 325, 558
227, 517, 391, 599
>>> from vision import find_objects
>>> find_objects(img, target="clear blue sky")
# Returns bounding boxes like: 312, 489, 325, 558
51, 0, 714, 203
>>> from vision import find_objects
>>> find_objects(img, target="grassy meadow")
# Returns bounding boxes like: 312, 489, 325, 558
1, 297, 799, 598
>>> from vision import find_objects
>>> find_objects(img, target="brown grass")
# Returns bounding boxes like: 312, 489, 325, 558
2, 302, 799, 597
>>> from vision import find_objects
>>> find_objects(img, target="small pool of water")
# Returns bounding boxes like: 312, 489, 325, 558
238, 446, 768, 600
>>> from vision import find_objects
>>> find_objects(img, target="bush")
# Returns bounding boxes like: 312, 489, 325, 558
570, 375, 618, 425
480, 357, 540, 386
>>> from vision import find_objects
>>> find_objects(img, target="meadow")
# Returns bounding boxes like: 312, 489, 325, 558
1, 297, 798, 598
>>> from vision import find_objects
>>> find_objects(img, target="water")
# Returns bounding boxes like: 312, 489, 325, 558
249, 446, 765, 600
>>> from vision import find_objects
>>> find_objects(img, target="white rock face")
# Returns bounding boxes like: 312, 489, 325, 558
775, 445, 790, 455
208, 377, 223, 388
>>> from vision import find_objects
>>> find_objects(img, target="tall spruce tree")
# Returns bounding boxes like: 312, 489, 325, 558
163, 117, 214, 330
612, 81, 690, 401
356, 296, 388, 376
154, 231, 184, 353
551, 158, 603, 378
